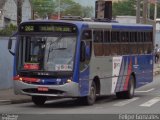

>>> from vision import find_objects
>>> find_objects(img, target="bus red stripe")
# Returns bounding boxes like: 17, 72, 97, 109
124, 59, 132, 91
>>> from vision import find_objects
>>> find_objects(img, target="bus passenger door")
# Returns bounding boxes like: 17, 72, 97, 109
79, 30, 92, 96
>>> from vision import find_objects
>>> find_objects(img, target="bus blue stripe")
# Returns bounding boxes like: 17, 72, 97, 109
112, 25, 153, 31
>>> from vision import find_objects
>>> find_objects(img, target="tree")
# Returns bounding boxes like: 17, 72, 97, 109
54, 0, 93, 17
82, 6, 94, 18
149, 3, 160, 19
32, 0, 94, 19
54, 0, 82, 16
32, 0, 55, 18
112, 0, 136, 17
112, 0, 160, 19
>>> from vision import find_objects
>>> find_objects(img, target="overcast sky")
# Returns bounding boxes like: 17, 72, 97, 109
74, 0, 96, 7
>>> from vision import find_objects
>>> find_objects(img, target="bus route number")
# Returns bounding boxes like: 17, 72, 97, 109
25, 26, 34, 32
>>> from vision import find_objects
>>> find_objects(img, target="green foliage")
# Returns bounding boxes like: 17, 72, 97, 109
82, 6, 94, 18
112, 0, 136, 17
112, 0, 160, 19
149, 4, 160, 19
0, 24, 17, 36
31, 0, 94, 18
54, 0, 94, 17
56, 0, 83, 16
32, 0, 55, 17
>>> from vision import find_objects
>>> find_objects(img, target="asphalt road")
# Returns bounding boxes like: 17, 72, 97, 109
0, 75, 160, 120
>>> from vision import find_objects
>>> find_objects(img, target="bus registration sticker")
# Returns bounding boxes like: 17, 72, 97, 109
38, 87, 49, 92
24, 63, 40, 70
55, 64, 72, 71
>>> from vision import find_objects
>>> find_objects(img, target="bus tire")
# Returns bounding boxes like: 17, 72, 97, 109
32, 96, 47, 106
81, 81, 96, 105
116, 75, 135, 99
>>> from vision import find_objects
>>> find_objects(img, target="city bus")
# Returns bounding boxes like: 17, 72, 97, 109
8, 20, 154, 106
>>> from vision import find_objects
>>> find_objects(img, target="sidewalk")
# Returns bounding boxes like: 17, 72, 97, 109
154, 63, 160, 75
0, 63, 160, 105
0, 89, 31, 105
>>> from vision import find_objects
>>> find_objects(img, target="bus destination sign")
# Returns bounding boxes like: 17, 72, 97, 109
20, 24, 77, 33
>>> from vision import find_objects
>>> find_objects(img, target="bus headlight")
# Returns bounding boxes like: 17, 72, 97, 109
19, 77, 23, 81
67, 79, 72, 83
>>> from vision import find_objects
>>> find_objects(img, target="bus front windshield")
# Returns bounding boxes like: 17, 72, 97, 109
19, 35, 76, 72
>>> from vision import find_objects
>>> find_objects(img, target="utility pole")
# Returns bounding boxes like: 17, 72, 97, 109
143, 0, 148, 24
154, 1, 157, 21
148, 2, 150, 19
17, 0, 22, 26
136, 0, 141, 23
58, 0, 61, 19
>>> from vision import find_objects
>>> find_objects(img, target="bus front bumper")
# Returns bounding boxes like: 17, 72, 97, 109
13, 81, 80, 97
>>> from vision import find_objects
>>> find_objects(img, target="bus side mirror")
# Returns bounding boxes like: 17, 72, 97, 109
8, 38, 15, 56
80, 41, 86, 62
8, 32, 17, 56
8, 38, 12, 50
8, 35, 15, 56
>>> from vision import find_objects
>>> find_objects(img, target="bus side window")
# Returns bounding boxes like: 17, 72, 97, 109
93, 30, 104, 56
80, 30, 92, 71
104, 31, 111, 56
144, 32, 153, 54
111, 31, 118, 42
121, 32, 127, 42
104, 31, 110, 43
82, 30, 92, 60
82, 30, 92, 40
93, 30, 103, 43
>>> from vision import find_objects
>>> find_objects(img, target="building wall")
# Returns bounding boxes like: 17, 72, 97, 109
3, 0, 17, 21
0, 12, 4, 28
0, 0, 32, 27
115, 16, 136, 23
22, 0, 32, 21
0, 37, 15, 89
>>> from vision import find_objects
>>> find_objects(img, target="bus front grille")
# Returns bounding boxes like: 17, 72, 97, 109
22, 89, 64, 94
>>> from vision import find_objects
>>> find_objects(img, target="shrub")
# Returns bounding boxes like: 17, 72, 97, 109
0, 24, 17, 36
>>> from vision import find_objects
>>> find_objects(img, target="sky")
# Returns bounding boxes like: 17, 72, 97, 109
74, 0, 96, 7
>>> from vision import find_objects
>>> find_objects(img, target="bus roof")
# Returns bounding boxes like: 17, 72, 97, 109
20, 20, 153, 31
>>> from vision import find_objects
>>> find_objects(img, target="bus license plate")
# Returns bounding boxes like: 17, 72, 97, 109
38, 87, 49, 92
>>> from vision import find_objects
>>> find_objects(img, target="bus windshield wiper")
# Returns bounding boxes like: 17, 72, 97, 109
49, 47, 67, 51
47, 35, 63, 62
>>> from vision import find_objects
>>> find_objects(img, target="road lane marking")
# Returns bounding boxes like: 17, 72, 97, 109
94, 107, 104, 109
140, 97, 160, 107
135, 88, 155, 93
0, 100, 11, 105
113, 97, 139, 106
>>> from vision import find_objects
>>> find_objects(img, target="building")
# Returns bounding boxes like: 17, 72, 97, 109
115, 16, 136, 23
0, 0, 32, 28
20, 0, 32, 22
0, 0, 17, 28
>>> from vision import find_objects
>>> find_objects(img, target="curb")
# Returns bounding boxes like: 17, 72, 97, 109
11, 99, 32, 104
0, 100, 11, 105
0, 99, 31, 105
154, 71, 160, 76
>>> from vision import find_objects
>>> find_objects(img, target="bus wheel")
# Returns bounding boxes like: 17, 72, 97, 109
81, 81, 96, 105
32, 96, 47, 106
116, 75, 135, 99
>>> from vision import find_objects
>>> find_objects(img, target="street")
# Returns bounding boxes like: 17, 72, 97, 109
0, 75, 160, 114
